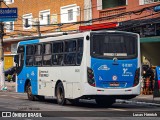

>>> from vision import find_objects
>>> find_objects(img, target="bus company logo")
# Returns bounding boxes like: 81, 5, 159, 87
112, 75, 117, 81
2, 112, 11, 117
98, 65, 110, 71
123, 68, 128, 74
2, 112, 42, 118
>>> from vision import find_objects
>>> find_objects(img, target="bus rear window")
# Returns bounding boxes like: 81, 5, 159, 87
91, 33, 137, 59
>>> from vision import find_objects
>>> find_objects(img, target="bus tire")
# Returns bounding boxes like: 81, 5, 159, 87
26, 82, 35, 101
95, 97, 115, 107
56, 82, 66, 105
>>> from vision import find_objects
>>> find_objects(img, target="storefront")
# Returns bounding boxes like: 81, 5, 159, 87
3, 42, 17, 70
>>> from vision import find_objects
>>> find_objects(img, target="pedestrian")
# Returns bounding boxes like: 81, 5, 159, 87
145, 77, 150, 95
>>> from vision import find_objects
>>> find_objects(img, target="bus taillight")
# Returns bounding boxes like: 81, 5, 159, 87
87, 67, 95, 87
133, 68, 140, 86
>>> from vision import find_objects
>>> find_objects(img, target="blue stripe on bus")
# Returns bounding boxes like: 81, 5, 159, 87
19, 39, 39, 45
91, 57, 138, 88
17, 67, 38, 95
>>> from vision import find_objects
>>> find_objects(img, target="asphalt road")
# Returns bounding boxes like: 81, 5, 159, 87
0, 91, 159, 120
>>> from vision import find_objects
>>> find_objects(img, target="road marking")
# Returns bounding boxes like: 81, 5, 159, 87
108, 108, 126, 111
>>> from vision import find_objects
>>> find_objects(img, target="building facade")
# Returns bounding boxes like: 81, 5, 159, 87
2, 0, 91, 69
2, 0, 160, 69
92, 0, 160, 23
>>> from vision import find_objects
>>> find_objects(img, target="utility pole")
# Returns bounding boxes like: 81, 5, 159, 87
34, 20, 41, 37
36, 20, 41, 37
0, 0, 6, 91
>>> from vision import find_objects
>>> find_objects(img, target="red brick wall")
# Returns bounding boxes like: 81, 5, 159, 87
92, 0, 160, 24
3, 0, 84, 37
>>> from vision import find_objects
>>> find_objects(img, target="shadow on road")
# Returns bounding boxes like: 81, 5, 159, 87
22, 98, 133, 109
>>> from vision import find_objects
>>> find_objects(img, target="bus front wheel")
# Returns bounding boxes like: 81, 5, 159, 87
26, 82, 35, 101
95, 97, 115, 107
56, 82, 66, 105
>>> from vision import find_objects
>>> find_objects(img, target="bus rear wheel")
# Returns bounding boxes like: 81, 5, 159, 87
26, 82, 35, 101
56, 82, 66, 105
95, 97, 115, 107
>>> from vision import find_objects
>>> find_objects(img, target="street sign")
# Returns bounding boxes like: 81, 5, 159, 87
154, 6, 160, 12
0, 8, 18, 22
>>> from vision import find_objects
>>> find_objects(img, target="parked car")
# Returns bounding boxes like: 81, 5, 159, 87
4, 66, 16, 82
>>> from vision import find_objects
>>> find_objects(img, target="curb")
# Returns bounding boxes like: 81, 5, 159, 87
117, 99, 160, 107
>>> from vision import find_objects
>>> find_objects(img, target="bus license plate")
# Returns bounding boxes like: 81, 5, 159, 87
110, 82, 119, 87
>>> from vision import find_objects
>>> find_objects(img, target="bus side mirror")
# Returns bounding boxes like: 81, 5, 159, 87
14, 55, 19, 63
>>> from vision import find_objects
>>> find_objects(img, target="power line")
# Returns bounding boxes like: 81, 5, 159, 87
2, 1, 160, 38
4, 11, 159, 38
3, 0, 160, 22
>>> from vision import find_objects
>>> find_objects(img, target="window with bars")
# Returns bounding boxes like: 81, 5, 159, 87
68, 9, 73, 21
102, 0, 126, 9
24, 19, 30, 28
140, 0, 160, 5
39, 10, 50, 25
5, 22, 14, 32
23, 14, 32, 29
144, 0, 160, 4
61, 4, 79, 23
4, 0, 14, 4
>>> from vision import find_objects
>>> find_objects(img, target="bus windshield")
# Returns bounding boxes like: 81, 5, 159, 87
91, 33, 138, 59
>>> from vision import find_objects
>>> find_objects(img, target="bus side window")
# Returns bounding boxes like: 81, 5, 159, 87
17, 53, 24, 68
64, 40, 76, 65
77, 38, 83, 65
34, 44, 42, 66
18, 46, 24, 67
52, 42, 63, 65
43, 43, 52, 66
16, 46, 24, 74
26, 45, 34, 66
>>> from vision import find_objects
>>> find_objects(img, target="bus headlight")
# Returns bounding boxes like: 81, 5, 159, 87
133, 68, 140, 86
87, 67, 95, 87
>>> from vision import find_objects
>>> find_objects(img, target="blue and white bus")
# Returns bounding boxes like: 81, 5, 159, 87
14, 31, 141, 106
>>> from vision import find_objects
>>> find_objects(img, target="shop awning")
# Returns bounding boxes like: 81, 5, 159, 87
140, 36, 160, 43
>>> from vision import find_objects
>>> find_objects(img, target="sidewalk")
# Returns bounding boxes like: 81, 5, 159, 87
0, 81, 16, 92
133, 94, 160, 104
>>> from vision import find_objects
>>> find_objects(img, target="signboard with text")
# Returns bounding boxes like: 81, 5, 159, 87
0, 8, 18, 22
